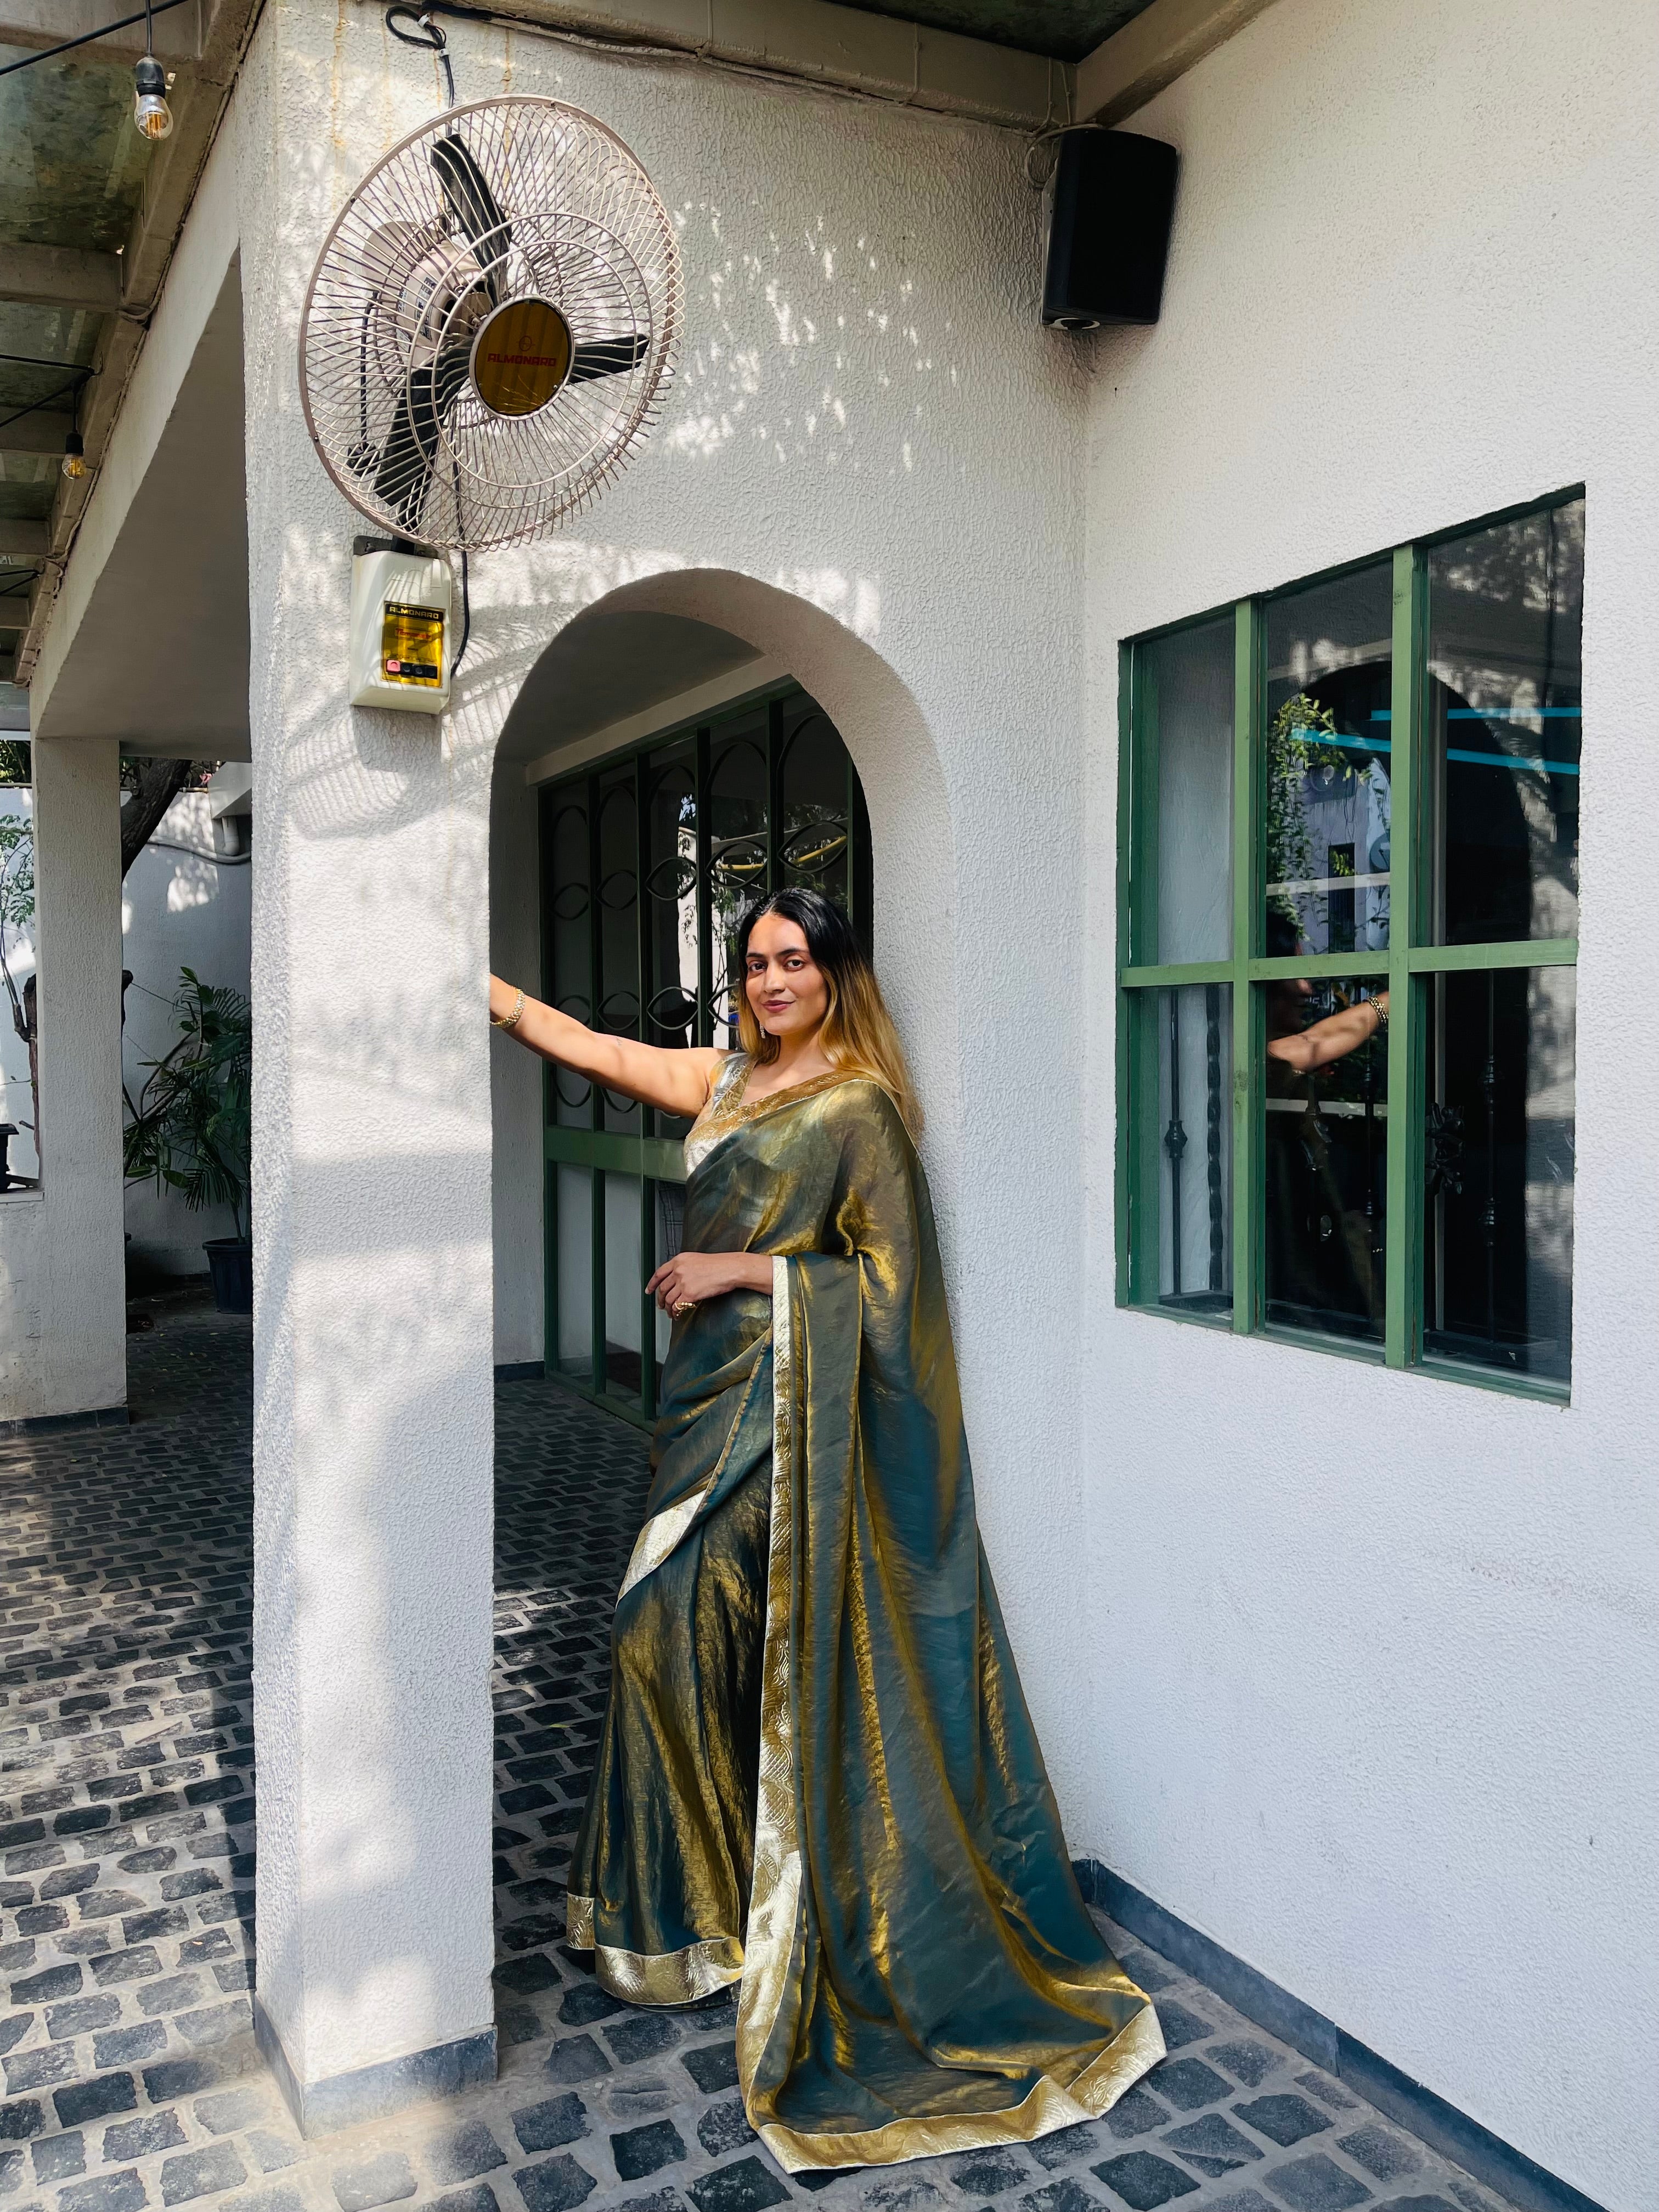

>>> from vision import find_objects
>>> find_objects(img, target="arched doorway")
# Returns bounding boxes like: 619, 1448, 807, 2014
500, 624, 875, 1427
490, 570, 961, 1417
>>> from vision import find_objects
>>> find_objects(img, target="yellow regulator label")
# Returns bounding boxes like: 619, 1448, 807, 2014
380, 601, 445, 686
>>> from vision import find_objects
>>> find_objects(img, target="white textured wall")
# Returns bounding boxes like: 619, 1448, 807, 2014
123, 790, 253, 1273
0, 742, 127, 1423
1079, 2, 1658, 2205
240, 0, 1089, 2093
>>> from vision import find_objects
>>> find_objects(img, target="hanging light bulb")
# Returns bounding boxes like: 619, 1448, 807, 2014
132, 53, 173, 140
61, 431, 86, 481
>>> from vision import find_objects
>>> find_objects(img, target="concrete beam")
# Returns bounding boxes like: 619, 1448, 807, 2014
0, 412, 76, 460
388, 0, 1074, 127
0, 0, 201, 60
1076, 0, 1284, 122
0, 245, 122, 316
0, 523, 47, 558
10, 0, 262, 691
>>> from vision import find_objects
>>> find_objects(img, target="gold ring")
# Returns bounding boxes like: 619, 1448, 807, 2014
673, 1299, 697, 1317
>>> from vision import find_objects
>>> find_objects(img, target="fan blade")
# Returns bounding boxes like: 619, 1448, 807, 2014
430, 136, 510, 303
373, 339, 472, 533
567, 333, 650, 384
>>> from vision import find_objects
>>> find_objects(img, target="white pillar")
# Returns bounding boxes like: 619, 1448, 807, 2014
0, 737, 126, 1427
241, 16, 498, 2130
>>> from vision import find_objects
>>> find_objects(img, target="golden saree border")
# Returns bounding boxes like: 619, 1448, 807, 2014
565, 1894, 745, 2006
732, 1252, 1166, 2175
734, 1255, 804, 2107
684, 1061, 877, 1179
753, 2004, 1166, 2174
616, 1352, 768, 1602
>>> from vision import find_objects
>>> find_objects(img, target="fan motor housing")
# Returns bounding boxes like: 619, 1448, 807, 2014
348, 549, 453, 714
471, 297, 572, 417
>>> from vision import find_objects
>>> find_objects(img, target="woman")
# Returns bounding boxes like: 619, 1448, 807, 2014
488, 889, 1161, 2172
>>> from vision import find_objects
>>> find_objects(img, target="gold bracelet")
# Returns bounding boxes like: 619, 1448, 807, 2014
492, 987, 526, 1032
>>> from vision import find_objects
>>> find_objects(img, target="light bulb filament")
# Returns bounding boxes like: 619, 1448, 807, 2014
132, 53, 173, 140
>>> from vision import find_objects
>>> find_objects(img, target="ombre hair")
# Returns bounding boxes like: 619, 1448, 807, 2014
734, 888, 922, 1138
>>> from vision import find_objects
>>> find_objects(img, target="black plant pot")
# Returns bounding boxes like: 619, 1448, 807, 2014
203, 1237, 253, 1314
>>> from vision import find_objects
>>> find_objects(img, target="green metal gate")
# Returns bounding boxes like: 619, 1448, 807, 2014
539, 681, 873, 1426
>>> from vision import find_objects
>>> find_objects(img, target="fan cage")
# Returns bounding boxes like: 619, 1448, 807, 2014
300, 96, 682, 553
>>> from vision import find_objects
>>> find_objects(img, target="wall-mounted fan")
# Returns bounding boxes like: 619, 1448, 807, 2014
299, 18, 681, 554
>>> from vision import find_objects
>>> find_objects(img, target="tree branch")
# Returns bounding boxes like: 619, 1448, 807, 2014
120, 758, 194, 878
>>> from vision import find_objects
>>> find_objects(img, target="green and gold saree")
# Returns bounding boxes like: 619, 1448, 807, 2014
567, 1058, 1163, 2171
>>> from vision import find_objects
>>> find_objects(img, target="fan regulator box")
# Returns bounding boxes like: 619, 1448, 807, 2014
349, 547, 452, 713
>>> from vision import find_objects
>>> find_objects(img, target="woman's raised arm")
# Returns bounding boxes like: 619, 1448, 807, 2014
490, 975, 724, 1120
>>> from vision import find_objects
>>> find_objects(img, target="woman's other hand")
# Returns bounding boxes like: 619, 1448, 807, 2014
646, 1250, 775, 1314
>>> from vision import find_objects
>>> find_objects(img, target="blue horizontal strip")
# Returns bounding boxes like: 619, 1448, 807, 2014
1369, 708, 1581, 722
1448, 748, 1579, 775
1292, 729, 1578, 775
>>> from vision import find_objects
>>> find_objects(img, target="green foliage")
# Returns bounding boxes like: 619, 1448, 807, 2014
123, 967, 251, 1240
0, 740, 30, 787
1265, 692, 1355, 933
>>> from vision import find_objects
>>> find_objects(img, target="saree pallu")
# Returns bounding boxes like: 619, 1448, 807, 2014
568, 1062, 1163, 2171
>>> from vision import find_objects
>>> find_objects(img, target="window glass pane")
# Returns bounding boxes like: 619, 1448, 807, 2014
778, 697, 851, 911
596, 770, 640, 1133
1138, 617, 1233, 965
1265, 565, 1393, 959
1263, 977, 1388, 1341
1428, 498, 1583, 945
1154, 983, 1232, 1315
544, 792, 593, 1129
603, 1172, 644, 1400
554, 1163, 593, 1380
653, 1182, 684, 1381
645, 746, 698, 1135
708, 713, 768, 1042
1424, 967, 1574, 1384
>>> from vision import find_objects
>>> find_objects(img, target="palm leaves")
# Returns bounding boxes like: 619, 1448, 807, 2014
123, 968, 251, 1241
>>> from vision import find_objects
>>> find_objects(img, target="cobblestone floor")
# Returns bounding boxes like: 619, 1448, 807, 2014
0, 1293, 1519, 2212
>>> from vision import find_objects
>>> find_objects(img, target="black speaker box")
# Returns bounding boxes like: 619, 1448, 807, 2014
1042, 127, 1179, 331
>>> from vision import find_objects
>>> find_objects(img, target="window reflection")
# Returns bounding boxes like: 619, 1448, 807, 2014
1156, 983, 1232, 1316
1424, 968, 1574, 1383
1429, 498, 1583, 945
1263, 977, 1387, 1341
1141, 617, 1234, 966
1265, 566, 1393, 957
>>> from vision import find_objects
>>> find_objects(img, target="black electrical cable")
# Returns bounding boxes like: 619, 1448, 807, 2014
0, 0, 191, 77
385, 7, 456, 108
451, 550, 471, 676
0, 373, 92, 441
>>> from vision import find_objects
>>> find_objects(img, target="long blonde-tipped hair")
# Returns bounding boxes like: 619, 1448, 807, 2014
734, 888, 923, 1139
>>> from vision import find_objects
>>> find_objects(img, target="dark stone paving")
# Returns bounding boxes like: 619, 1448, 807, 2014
0, 1291, 1519, 2212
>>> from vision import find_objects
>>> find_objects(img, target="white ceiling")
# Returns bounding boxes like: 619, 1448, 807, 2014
494, 611, 761, 766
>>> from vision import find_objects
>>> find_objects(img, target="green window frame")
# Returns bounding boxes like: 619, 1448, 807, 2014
1115, 490, 1582, 1401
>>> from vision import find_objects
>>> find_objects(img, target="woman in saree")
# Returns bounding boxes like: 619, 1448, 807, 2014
487, 889, 1162, 2172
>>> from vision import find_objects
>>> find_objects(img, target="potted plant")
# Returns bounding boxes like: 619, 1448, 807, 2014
124, 967, 252, 1312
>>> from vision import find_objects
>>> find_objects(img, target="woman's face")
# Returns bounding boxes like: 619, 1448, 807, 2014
744, 913, 830, 1042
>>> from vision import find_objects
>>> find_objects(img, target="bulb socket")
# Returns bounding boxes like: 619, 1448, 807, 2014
132, 54, 173, 140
